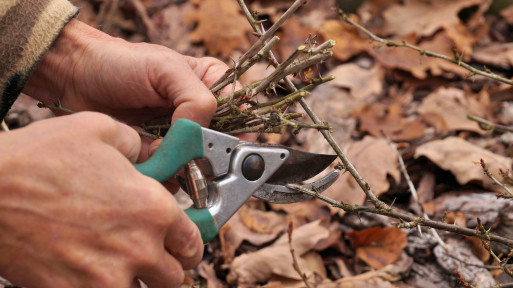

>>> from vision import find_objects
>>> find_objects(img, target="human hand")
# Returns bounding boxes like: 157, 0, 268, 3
0, 112, 203, 288
24, 19, 227, 128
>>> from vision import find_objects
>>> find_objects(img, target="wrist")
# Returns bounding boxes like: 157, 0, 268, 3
23, 19, 111, 105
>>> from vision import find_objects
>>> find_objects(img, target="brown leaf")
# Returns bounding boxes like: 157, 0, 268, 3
321, 136, 401, 216
198, 261, 226, 288
185, 0, 251, 57
418, 87, 489, 134
227, 220, 331, 285
427, 192, 513, 228
354, 103, 425, 141
329, 63, 384, 101
318, 19, 369, 62
434, 238, 495, 287
347, 226, 408, 270
369, 32, 468, 79
152, 3, 198, 55
414, 137, 513, 190
276, 17, 312, 61
501, 5, 513, 24
220, 205, 286, 263
381, 0, 487, 38
473, 43, 513, 69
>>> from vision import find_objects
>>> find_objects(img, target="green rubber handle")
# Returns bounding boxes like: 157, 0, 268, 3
134, 119, 204, 182
185, 207, 219, 243
134, 119, 217, 243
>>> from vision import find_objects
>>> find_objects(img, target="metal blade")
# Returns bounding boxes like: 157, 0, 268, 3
253, 170, 339, 203
266, 148, 337, 185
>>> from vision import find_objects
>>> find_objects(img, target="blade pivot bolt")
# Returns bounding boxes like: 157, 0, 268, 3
242, 154, 265, 181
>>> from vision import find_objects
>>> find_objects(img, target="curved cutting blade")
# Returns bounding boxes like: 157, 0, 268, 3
265, 148, 337, 185
253, 170, 339, 203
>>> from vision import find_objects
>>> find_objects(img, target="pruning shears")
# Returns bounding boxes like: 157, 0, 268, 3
134, 119, 338, 243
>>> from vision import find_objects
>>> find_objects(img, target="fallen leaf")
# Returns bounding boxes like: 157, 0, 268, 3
473, 43, 513, 69
227, 220, 331, 285
414, 137, 513, 190
276, 17, 312, 61
185, 0, 251, 57
320, 136, 401, 216
369, 32, 468, 79
418, 87, 489, 134
152, 3, 198, 55
329, 63, 384, 101
347, 226, 408, 270
501, 5, 513, 24
434, 238, 496, 287
354, 103, 426, 141
220, 205, 287, 263
427, 192, 513, 228
198, 261, 226, 288
381, 0, 486, 38
318, 19, 370, 61
270, 200, 331, 225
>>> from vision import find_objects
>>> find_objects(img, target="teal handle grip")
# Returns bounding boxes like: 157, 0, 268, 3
185, 207, 218, 243
133, 119, 217, 243
134, 119, 204, 181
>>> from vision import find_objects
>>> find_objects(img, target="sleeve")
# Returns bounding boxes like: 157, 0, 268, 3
0, 0, 79, 122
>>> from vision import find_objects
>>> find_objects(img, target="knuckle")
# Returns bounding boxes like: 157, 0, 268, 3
73, 112, 118, 134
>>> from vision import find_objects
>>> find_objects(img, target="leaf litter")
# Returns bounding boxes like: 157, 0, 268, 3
5, 0, 513, 287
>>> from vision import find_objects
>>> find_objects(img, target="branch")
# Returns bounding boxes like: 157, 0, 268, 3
480, 159, 513, 199
286, 184, 513, 248
468, 114, 513, 134
338, 10, 513, 87
288, 222, 314, 288
237, 0, 389, 210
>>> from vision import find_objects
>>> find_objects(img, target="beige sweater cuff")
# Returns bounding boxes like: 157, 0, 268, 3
0, 0, 79, 121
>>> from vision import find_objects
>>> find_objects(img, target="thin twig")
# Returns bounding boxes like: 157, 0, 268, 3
338, 10, 513, 87
288, 222, 314, 288
480, 159, 513, 198
468, 114, 513, 134
286, 184, 513, 248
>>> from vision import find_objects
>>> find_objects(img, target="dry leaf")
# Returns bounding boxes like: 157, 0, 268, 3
381, 0, 486, 38
347, 226, 408, 270
276, 17, 312, 61
354, 103, 425, 141
321, 136, 401, 216
418, 87, 489, 134
318, 19, 369, 61
414, 137, 513, 190
501, 5, 513, 24
473, 43, 513, 69
152, 3, 198, 55
434, 238, 496, 287
369, 32, 468, 79
185, 0, 251, 57
227, 220, 331, 285
329, 63, 384, 101
198, 261, 226, 288
428, 192, 513, 228
220, 205, 287, 263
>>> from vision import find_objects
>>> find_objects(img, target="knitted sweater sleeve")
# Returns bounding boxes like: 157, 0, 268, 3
0, 0, 78, 121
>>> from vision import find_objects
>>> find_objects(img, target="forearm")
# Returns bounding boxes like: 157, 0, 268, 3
0, 0, 78, 121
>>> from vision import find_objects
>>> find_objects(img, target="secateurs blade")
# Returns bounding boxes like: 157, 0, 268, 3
134, 119, 338, 243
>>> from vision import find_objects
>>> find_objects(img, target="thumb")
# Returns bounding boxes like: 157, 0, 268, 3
156, 62, 217, 127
